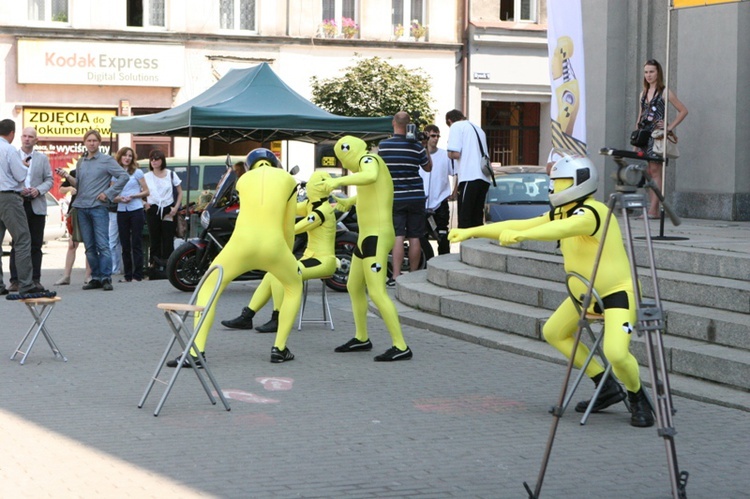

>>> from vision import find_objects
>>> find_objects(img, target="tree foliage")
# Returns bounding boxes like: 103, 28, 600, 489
310, 55, 436, 124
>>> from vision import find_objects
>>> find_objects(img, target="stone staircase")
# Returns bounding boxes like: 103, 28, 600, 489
391, 233, 750, 411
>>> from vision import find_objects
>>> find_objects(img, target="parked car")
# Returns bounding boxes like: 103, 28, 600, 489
2, 192, 66, 247
484, 165, 550, 223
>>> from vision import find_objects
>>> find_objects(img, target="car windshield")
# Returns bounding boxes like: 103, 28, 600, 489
487, 173, 549, 204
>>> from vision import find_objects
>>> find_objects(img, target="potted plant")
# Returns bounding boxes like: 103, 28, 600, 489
321, 19, 337, 38
410, 19, 427, 41
393, 24, 404, 39
341, 17, 359, 39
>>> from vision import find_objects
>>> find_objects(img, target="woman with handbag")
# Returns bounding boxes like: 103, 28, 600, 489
143, 150, 182, 278
634, 59, 688, 219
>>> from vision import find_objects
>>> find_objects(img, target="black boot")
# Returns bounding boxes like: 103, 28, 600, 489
255, 310, 279, 333
575, 375, 626, 413
221, 307, 255, 330
628, 388, 655, 428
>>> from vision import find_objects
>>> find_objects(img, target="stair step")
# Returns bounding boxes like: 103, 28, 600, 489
397, 271, 750, 393
426, 254, 750, 351
383, 286, 750, 412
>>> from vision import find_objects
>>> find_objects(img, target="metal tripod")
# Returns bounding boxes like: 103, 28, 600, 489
523, 148, 689, 498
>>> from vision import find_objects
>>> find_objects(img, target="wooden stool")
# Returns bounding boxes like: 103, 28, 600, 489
138, 265, 230, 416
297, 278, 334, 331
11, 296, 67, 365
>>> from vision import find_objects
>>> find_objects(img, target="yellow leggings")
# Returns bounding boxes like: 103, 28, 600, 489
249, 255, 338, 312
348, 234, 407, 350
542, 293, 641, 392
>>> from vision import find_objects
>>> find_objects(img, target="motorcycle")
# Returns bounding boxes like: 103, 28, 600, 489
166, 164, 359, 293
333, 204, 435, 277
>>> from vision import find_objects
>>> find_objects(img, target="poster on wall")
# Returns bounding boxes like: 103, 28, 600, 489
23, 107, 118, 199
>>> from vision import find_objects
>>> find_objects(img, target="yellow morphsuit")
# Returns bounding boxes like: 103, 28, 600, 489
448, 190, 641, 392
247, 170, 338, 318
319, 136, 410, 359
192, 156, 302, 361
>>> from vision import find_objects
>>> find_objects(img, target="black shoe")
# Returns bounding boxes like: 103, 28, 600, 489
0, 288, 8, 296
82, 280, 103, 290
270, 346, 294, 363
374, 346, 413, 362
386, 278, 396, 287
221, 307, 255, 330
628, 388, 655, 428
575, 375, 626, 413
8, 282, 18, 292
335, 338, 373, 352
102, 280, 113, 291
166, 352, 205, 369
255, 310, 279, 333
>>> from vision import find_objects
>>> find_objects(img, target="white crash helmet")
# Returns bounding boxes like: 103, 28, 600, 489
548, 154, 599, 207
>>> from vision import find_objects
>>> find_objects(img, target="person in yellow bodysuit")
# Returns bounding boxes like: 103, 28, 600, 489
221, 170, 338, 333
166, 148, 302, 366
319, 136, 412, 361
448, 154, 653, 427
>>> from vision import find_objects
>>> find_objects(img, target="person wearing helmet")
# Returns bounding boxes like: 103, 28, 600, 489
221, 170, 338, 333
166, 148, 303, 366
318, 135, 412, 362
448, 154, 653, 428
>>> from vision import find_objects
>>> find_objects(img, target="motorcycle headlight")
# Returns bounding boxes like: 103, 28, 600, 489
200, 210, 210, 229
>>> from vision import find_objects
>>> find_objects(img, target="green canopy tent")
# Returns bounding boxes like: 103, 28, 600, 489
111, 62, 392, 213
110, 62, 392, 144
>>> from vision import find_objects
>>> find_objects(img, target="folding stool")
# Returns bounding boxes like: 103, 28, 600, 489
138, 265, 230, 416
11, 297, 67, 365
560, 271, 627, 425
297, 278, 334, 331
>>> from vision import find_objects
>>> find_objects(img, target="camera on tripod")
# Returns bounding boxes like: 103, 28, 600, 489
405, 111, 427, 142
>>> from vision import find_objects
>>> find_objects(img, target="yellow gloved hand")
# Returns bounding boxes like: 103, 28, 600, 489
320, 178, 339, 194
499, 229, 524, 246
448, 228, 470, 243
333, 195, 354, 211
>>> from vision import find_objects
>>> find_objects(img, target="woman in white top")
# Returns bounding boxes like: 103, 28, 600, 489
113, 147, 149, 282
143, 150, 182, 271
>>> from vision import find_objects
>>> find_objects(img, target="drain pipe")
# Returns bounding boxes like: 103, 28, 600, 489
461, 0, 470, 111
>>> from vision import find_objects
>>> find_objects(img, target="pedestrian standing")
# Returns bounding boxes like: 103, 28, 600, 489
445, 109, 491, 228
0, 119, 47, 296
8, 126, 53, 290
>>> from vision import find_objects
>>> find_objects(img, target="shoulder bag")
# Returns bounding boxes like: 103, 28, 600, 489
470, 124, 496, 187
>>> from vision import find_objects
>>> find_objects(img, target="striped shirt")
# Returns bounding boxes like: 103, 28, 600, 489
377, 134, 429, 203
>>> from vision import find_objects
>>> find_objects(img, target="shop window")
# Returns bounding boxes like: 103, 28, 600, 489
28, 0, 68, 23
500, 0, 537, 23
220, 0, 257, 31
127, 0, 165, 28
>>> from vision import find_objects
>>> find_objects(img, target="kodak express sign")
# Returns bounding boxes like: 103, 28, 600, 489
17, 39, 184, 87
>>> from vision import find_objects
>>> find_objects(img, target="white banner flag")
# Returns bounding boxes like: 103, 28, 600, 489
547, 0, 587, 157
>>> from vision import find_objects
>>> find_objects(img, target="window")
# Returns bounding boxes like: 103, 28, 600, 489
322, 0, 357, 33
127, 0, 165, 27
28, 0, 68, 23
392, 0, 424, 34
220, 0, 257, 31
499, 0, 537, 22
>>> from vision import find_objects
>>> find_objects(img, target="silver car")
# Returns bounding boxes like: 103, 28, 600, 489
484, 165, 550, 223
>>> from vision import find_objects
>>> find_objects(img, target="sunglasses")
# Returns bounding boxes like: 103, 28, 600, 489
429, 134, 440, 138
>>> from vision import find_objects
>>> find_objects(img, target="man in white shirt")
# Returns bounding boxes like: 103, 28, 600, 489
445, 109, 491, 228
419, 124, 454, 255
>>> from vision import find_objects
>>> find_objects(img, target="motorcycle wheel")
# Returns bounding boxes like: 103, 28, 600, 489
387, 239, 431, 279
167, 242, 208, 292
325, 233, 358, 292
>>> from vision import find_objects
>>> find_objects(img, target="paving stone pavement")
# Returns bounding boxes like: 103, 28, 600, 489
1, 238, 749, 498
